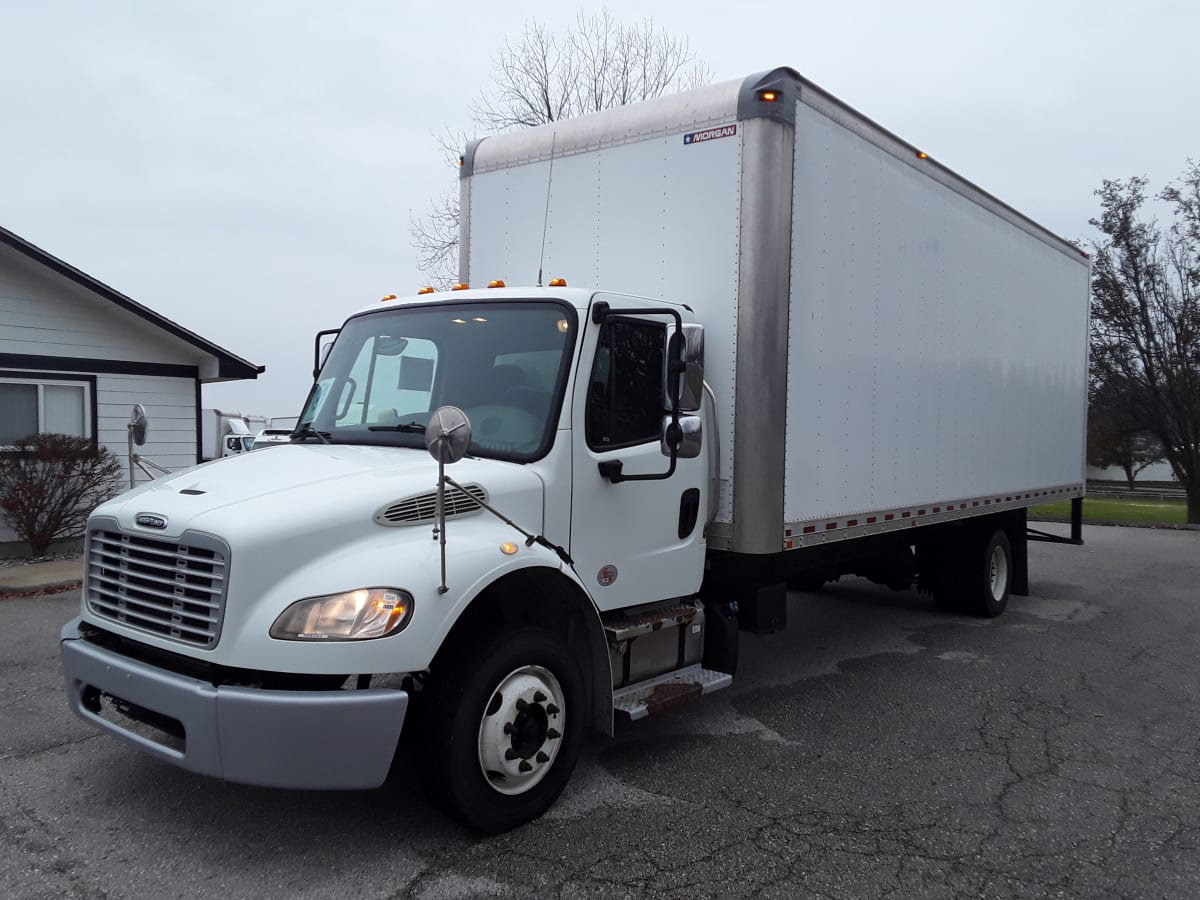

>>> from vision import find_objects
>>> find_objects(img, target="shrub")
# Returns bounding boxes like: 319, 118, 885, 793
0, 433, 124, 556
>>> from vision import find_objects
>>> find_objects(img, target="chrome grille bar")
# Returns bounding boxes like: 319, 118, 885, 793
83, 519, 231, 649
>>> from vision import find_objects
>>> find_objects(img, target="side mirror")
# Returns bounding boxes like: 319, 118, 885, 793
661, 415, 702, 459
313, 328, 340, 380
663, 324, 705, 412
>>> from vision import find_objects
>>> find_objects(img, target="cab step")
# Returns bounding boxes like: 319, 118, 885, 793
612, 664, 732, 721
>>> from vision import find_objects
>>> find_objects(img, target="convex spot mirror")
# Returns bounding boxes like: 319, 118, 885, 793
660, 415, 702, 459
662, 324, 705, 412
128, 404, 148, 447
426, 406, 472, 464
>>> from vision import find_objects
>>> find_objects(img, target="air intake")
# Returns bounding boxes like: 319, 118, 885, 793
374, 484, 487, 526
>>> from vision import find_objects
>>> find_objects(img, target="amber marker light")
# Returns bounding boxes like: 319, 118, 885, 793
500, 542, 519, 556
417, 286, 435, 295
380, 293, 397, 302
451, 283, 470, 291
548, 277, 567, 287
487, 279, 506, 288
759, 90, 778, 102
916, 151, 929, 160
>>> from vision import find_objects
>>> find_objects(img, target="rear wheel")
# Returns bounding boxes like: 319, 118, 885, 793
421, 627, 585, 834
932, 528, 1012, 618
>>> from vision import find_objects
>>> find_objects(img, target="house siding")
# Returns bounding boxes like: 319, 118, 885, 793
0, 367, 199, 544
0, 244, 206, 366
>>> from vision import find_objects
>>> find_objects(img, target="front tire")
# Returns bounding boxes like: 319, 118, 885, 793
421, 627, 585, 834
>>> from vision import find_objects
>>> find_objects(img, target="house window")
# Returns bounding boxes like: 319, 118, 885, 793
0, 379, 90, 447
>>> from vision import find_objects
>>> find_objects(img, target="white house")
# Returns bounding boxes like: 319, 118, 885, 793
0, 225, 261, 547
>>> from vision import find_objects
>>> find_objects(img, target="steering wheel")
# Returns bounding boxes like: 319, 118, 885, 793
464, 404, 542, 453
502, 384, 552, 417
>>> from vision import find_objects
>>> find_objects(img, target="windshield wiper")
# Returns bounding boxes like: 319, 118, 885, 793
291, 423, 332, 443
367, 421, 426, 433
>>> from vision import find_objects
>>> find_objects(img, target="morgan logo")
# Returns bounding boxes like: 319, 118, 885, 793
683, 124, 737, 146
597, 565, 618, 587
135, 513, 168, 530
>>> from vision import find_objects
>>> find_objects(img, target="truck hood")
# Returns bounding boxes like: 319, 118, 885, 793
94, 444, 546, 548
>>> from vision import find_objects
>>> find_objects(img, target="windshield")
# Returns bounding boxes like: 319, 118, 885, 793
298, 300, 578, 461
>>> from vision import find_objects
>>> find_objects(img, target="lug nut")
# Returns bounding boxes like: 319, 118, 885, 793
534, 691, 546, 703
504, 748, 519, 760
536, 751, 550, 763
518, 760, 532, 773
547, 728, 561, 740
515, 698, 530, 712
546, 704, 560, 716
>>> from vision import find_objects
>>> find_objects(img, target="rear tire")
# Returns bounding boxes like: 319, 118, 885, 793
972, 529, 1012, 618
420, 627, 585, 834
932, 528, 1012, 618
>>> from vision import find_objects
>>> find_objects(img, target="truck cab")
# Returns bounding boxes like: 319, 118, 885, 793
61, 284, 721, 834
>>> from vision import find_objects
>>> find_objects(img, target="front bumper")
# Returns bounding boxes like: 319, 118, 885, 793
60, 618, 408, 790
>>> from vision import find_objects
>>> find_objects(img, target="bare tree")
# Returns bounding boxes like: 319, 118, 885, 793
0, 433, 123, 556
1089, 162, 1200, 521
410, 8, 711, 286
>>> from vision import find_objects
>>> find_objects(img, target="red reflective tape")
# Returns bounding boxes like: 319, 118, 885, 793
972, 501, 979, 507
785, 529, 792, 537
902, 511, 911, 518
825, 522, 838, 531
785, 540, 793, 549
803, 525, 816, 534
918, 509, 926, 515
847, 519, 858, 527
933, 507, 941, 513
867, 516, 877, 524
885, 514, 894, 521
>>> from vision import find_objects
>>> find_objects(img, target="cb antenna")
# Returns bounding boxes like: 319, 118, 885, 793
537, 133, 557, 287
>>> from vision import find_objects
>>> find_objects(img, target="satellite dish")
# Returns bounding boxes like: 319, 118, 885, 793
425, 406, 471, 465
128, 404, 149, 447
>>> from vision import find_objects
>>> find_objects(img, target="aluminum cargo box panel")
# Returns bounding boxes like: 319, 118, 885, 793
467, 127, 743, 521
784, 101, 1088, 522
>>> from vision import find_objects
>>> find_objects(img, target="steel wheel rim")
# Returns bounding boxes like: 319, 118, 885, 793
477, 665, 566, 796
989, 544, 1009, 602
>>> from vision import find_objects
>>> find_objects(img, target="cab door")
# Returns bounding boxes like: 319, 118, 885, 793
568, 302, 707, 612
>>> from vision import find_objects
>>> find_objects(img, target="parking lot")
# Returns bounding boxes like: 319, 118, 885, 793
3, 524, 1199, 899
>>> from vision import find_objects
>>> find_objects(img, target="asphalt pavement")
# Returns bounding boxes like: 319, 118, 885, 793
2, 524, 1199, 899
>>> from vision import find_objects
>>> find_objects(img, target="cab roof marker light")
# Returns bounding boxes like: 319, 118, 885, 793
487, 279, 506, 288
548, 277, 567, 287
417, 286, 435, 295
380, 294, 397, 302
451, 283, 470, 291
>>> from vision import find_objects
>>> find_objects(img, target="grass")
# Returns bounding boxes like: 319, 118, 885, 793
1030, 496, 1188, 526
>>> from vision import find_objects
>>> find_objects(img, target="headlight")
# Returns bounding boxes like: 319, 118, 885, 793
270, 588, 414, 641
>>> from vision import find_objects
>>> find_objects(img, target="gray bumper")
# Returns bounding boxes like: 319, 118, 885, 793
60, 618, 408, 790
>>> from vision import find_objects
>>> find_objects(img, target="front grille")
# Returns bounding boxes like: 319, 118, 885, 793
374, 484, 487, 526
84, 525, 230, 649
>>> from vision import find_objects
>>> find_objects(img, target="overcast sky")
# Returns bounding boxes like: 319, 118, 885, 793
4, 1, 1197, 418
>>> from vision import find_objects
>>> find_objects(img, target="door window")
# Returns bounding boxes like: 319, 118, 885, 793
585, 319, 665, 450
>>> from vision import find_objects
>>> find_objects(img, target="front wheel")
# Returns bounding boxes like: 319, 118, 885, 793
421, 627, 585, 834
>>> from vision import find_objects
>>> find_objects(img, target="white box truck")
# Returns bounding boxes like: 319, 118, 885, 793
200, 408, 255, 461
60, 68, 1090, 833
